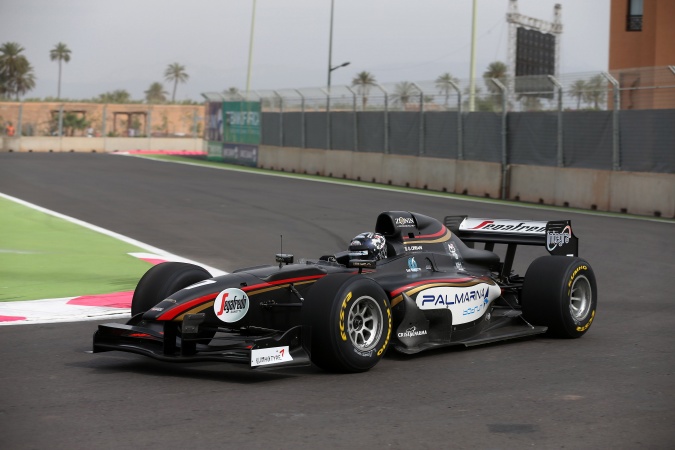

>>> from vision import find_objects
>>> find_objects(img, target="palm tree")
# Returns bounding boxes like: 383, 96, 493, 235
0, 42, 36, 100
392, 81, 418, 109
96, 89, 132, 103
435, 72, 460, 107
144, 82, 168, 104
12, 60, 36, 100
223, 86, 241, 100
483, 61, 508, 95
50, 42, 71, 99
164, 63, 189, 103
585, 75, 607, 110
568, 79, 587, 109
351, 71, 376, 110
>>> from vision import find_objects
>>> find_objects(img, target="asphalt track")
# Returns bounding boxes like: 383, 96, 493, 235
1, 153, 673, 449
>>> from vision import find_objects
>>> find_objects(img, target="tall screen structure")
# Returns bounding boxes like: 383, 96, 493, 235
515, 27, 556, 97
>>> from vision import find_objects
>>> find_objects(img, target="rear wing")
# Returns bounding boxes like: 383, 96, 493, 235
444, 216, 578, 257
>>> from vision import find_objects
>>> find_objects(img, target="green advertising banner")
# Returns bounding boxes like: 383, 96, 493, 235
206, 100, 260, 166
223, 101, 261, 145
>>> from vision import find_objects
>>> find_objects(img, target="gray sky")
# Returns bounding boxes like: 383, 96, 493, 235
1, 0, 610, 101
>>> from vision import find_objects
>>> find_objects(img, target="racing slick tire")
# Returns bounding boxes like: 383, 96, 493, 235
302, 274, 392, 373
131, 262, 212, 316
521, 256, 597, 339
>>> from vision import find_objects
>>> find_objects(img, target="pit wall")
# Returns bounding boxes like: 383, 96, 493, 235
258, 145, 675, 218
1, 137, 672, 218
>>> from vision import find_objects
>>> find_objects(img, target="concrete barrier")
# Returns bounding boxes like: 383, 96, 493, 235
416, 157, 456, 193
324, 149, 353, 179
455, 160, 502, 199
353, 152, 384, 183
0, 136, 203, 153
609, 171, 675, 217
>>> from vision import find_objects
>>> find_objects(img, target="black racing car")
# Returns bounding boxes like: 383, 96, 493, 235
93, 211, 597, 373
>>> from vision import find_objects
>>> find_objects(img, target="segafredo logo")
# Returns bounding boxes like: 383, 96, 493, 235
213, 288, 249, 323
547, 225, 572, 251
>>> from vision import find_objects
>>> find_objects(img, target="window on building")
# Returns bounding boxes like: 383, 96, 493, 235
627, 0, 643, 31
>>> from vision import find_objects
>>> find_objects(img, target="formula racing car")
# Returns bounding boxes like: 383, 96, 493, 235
93, 211, 597, 373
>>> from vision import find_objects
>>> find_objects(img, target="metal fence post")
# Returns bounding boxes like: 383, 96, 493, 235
412, 82, 425, 155
58, 104, 64, 137
295, 89, 306, 148
446, 80, 463, 160
274, 91, 283, 147
346, 86, 358, 151
17, 102, 23, 137
548, 75, 564, 167
602, 72, 621, 171
102, 104, 107, 137
321, 88, 331, 149
491, 78, 508, 199
374, 83, 389, 153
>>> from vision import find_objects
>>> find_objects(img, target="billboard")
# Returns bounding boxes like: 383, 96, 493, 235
515, 27, 556, 97
206, 101, 260, 166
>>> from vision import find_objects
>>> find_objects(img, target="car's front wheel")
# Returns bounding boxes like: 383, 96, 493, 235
131, 262, 212, 316
521, 256, 597, 338
302, 274, 392, 372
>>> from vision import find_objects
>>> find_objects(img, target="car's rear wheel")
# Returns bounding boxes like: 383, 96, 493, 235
131, 262, 212, 316
521, 256, 597, 338
302, 274, 392, 372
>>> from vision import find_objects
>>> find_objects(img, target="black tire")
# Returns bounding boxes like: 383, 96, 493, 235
521, 256, 597, 338
131, 262, 212, 316
302, 274, 392, 373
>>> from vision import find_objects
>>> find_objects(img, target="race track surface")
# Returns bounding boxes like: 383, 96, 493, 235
1, 153, 673, 449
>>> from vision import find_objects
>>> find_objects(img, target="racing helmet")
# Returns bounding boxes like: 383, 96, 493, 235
348, 232, 387, 261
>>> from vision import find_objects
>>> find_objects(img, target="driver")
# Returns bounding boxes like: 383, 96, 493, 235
348, 232, 387, 261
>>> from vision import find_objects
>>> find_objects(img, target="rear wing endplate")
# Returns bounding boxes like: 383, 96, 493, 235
444, 216, 578, 257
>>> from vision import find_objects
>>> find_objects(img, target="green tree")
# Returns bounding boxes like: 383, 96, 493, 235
585, 74, 607, 110
0, 42, 36, 100
223, 87, 241, 100
435, 72, 460, 107
483, 61, 508, 94
144, 82, 168, 104
351, 71, 376, 110
568, 79, 587, 109
164, 62, 189, 103
50, 42, 71, 99
391, 81, 418, 109
96, 89, 132, 103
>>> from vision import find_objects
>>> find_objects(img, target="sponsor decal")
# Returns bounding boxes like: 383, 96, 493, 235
465, 219, 547, 234
576, 310, 595, 332
251, 346, 293, 366
547, 225, 572, 251
447, 242, 460, 259
417, 283, 499, 325
150, 306, 164, 312
407, 257, 421, 273
353, 348, 373, 358
397, 325, 428, 338
567, 265, 588, 295
395, 216, 416, 228
184, 279, 216, 290
213, 288, 249, 323
405, 245, 423, 252
339, 292, 353, 341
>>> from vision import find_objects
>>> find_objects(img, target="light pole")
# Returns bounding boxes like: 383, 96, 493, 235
327, 0, 350, 90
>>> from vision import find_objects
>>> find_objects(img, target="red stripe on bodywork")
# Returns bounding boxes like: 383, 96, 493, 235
389, 277, 475, 297
241, 274, 326, 293
158, 292, 219, 320
411, 226, 447, 239
157, 274, 326, 320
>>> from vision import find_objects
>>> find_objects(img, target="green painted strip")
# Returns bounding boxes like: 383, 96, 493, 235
0, 196, 151, 302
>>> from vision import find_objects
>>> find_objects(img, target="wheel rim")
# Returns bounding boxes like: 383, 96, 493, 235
347, 295, 383, 351
570, 275, 592, 321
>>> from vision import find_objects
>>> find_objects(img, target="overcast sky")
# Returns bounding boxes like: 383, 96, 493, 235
1, 0, 610, 101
